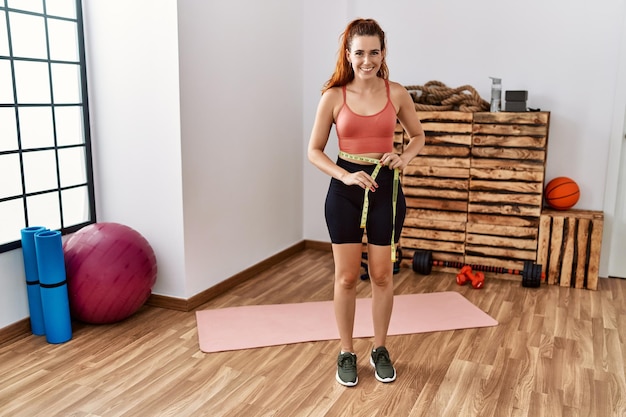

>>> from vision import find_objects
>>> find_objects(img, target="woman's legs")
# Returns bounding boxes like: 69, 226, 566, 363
366, 243, 394, 348
330, 241, 397, 384
330, 242, 394, 350
331, 242, 363, 353
365, 243, 397, 382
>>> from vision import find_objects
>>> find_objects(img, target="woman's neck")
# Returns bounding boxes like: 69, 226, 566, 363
349, 76, 383, 93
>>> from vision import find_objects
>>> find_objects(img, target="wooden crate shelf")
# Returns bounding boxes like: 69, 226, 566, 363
537, 209, 604, 290
400, 111, 472, 265
397, 110, 552, 276
465, 112, 549, 271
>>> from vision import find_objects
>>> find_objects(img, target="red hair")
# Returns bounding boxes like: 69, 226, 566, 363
322, 18, 389, 94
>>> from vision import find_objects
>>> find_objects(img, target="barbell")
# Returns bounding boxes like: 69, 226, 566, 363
411, 249, 543, 288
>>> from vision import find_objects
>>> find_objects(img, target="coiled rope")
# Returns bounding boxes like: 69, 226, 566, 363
404, 80, 489, 112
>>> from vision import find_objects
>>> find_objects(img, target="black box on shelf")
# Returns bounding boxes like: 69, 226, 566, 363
505, 101, 527, 112
505, 90, 528, 101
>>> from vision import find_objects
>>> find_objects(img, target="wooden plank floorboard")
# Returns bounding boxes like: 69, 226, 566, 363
1, 248, 626, 416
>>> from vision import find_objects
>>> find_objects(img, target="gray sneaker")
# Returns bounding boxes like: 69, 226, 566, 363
336, 352, 358, 387
370, 346, 396, 383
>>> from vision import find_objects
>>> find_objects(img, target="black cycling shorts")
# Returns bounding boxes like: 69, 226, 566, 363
324, 158, 406, 245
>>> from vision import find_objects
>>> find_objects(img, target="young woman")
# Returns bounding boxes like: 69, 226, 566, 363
307, 18, 426, 386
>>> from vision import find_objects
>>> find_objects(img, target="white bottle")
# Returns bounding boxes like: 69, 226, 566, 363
489, 77, 502, 112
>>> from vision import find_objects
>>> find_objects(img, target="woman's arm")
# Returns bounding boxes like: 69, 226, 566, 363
383, 82, 426, 170
307, 89, 345, 179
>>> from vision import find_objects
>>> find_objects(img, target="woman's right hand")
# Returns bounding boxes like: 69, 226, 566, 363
341, 170, 378, 192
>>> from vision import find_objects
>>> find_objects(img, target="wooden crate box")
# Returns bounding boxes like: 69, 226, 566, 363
465, 112, 550, 271
537, 209, 604, 290
399, 111, 472, 266
395, 110, 551, 277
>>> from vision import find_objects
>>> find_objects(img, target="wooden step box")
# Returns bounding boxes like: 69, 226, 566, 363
537, 209, 603, 290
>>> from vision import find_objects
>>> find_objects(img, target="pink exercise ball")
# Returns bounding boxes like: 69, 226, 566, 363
63, 222, 157, 324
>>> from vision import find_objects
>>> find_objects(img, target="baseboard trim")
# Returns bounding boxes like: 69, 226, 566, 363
304, 240, 332, 252
145, 294, 188, 311
0, 239, 328, 345
0, 318, 31, 347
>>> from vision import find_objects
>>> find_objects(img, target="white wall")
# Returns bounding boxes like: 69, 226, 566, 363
302, 0, 626, 278
85, 0, 304, 299
82, 0, 187, 298
176, 0, 303, 296
603, 9, 626, 277
0, 251, 30, 329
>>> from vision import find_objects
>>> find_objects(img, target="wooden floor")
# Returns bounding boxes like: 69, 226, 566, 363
1, 248, 626, 417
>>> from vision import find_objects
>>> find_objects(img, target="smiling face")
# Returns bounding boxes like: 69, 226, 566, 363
346, 35, 385, 80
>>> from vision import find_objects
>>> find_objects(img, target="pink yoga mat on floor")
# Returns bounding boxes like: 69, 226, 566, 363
196, 291, 498, 353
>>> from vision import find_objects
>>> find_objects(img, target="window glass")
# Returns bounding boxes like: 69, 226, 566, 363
8, 12, 47, 60
62, 186, 90, 226
48, 18, 78, 62
55, 106, 84, 146
22, 150, 58, 194
14, 60, 51, 104
0, 199, 26, 245
0, 60, 14, 104
7, 0, 43, 14
0, 108, 18, 151
51, 63, 80, 103
0, 154, 22, 199
0, 1, 94, 251
46, 0, 76, 19
0, 11, 9, 55
19, 107, 55, 149
26, 191, 61, 230
58, 147, 86, 187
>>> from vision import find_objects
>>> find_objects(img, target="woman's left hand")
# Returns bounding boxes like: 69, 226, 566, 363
381, 153, 408, 170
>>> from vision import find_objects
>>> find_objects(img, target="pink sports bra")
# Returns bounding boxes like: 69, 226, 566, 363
336, 79, 397, 154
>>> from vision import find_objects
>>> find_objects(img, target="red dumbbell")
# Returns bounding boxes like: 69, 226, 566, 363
456, 265, 472, 285
456, 266, 485, 289
470, 271, 485, 289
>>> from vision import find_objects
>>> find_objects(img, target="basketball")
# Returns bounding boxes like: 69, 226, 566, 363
544, 177, 580, 210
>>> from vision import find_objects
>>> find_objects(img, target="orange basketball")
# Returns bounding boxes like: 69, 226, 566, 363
544, 177, 580, 210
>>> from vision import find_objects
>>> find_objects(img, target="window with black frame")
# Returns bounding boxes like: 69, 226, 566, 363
0, 0, 95, 253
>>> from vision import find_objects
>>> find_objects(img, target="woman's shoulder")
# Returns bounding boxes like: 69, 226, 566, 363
322, 85, 344, 97
316, 86, 345, 120
387, 79, 413, 101
320, 85, 344, 105
387, 79, 407, 94
386, 79, 415, 113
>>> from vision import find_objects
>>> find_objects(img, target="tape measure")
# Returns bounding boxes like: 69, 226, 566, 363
339, 151, 400, 262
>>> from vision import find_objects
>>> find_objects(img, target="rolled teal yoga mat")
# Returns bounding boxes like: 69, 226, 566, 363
35, 230, 72, 344
20, 226, 47, 336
